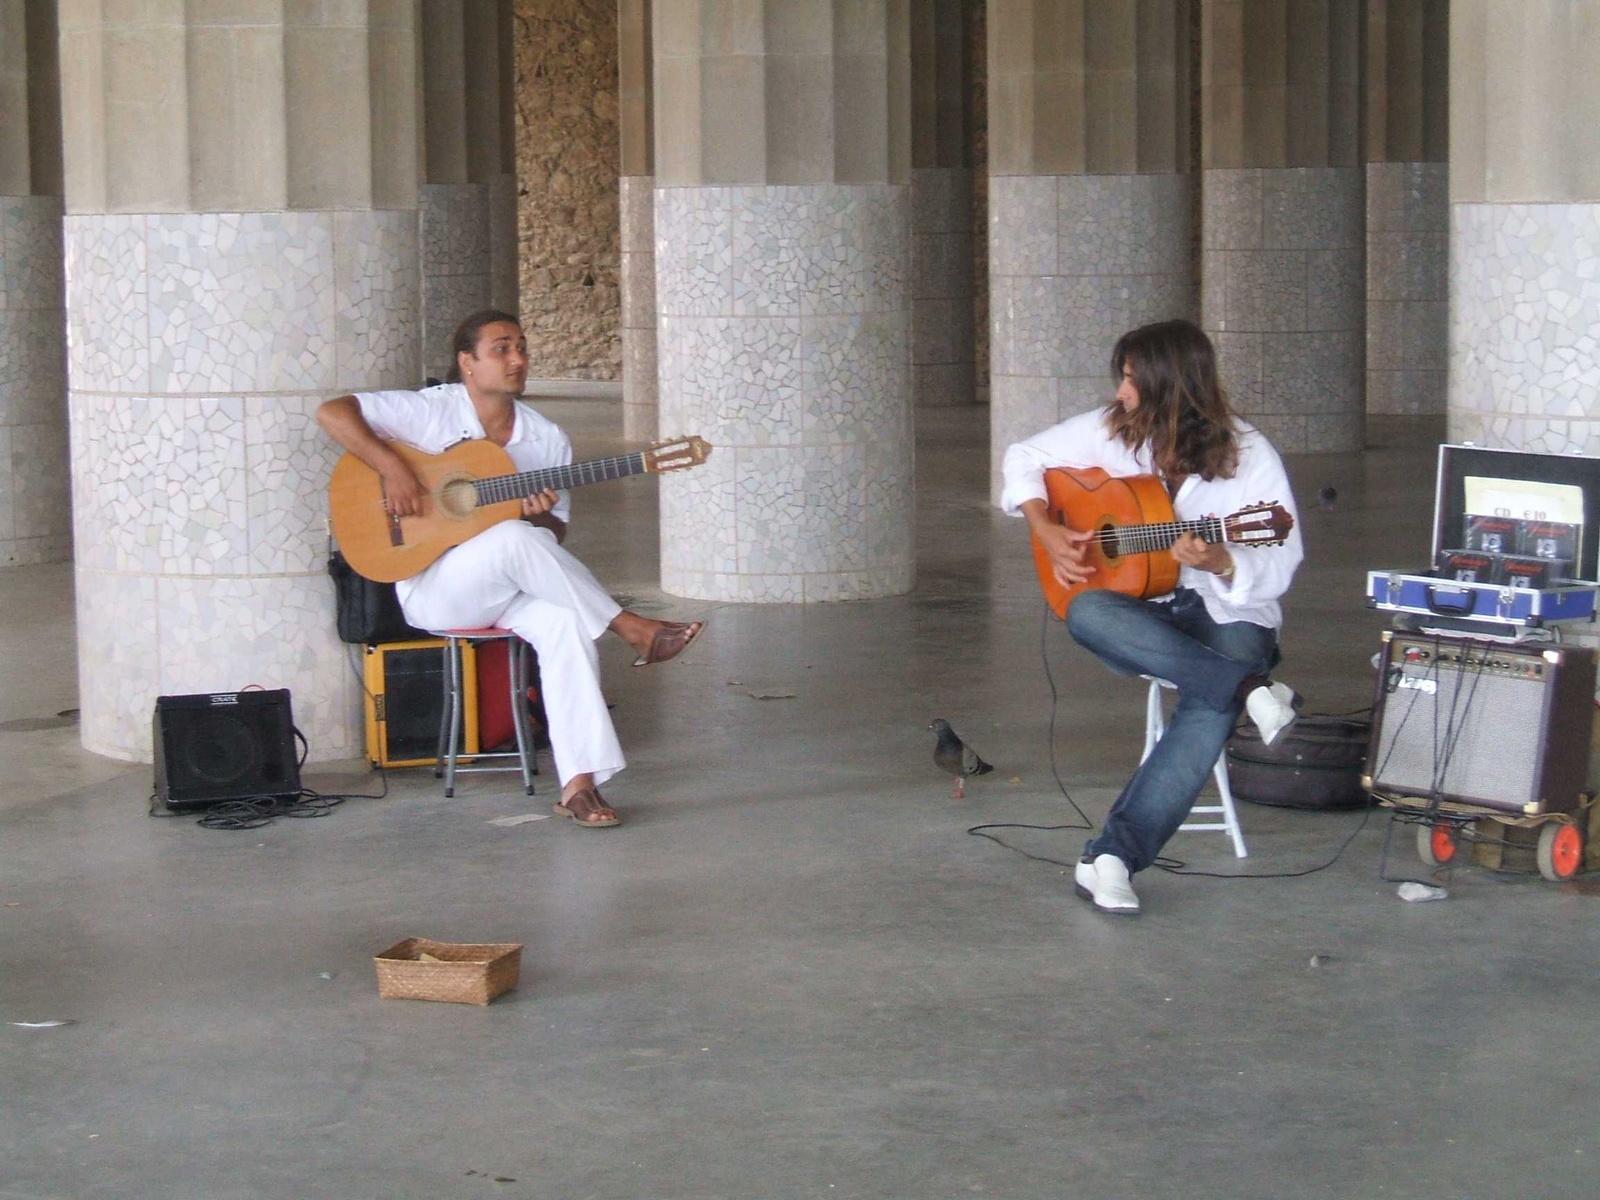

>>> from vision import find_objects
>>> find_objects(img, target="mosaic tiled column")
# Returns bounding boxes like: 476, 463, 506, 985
0, 0, 68, 568
653, 0, 913, 602
1365, 1, 1448, 418
420, 0, 517, 382
987, 0, 1192, 503
1448, 2, 1600, 452
910, 0, 974, 407
60, 2, 420, 762
1200, 0, 1363, 453
619, 0, 657, 439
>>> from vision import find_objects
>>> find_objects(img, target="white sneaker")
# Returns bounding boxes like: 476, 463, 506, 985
1073, 854, 1140, 915
1245, 681, 1298, 747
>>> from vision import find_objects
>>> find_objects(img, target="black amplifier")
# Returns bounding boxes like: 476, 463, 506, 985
1364, 633, 1596, 815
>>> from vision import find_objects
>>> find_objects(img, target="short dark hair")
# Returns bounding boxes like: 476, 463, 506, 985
1105, 319, 1240, 482
446, 309, 522, 383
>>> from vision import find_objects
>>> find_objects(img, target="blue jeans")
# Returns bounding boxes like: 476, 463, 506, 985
1067, 587, 1279, 874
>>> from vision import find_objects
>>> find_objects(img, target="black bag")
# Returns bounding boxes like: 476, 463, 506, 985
1225, 714, 1370, 811
328, 550, 428, 645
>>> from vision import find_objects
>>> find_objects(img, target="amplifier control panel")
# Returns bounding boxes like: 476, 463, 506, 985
1393, 640, 1555, 682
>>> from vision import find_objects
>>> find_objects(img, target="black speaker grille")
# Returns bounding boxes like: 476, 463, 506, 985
177, 713, 265, 785
153, 691, 300, 808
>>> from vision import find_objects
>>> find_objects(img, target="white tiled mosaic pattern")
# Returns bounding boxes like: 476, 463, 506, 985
620, 175, 658, 437
655, 184, 913, 602
66, 208, 419, 761
420, 183, 491, 381
1450, 202, 1600, 454
1368, 162, 1447, 416
1, 195, 70, 567
912, 168, 976, 407
988, 173, 1192, 505
1202, 167, 1364, 452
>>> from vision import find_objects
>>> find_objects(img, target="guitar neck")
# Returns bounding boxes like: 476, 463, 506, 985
1103, 515, 1226, 555
471, 453, 648, 508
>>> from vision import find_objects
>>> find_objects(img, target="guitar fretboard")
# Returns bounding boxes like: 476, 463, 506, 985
471, 453, 648, 507
1095, 516, 1226, 556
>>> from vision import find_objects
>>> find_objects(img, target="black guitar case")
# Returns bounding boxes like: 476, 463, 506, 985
1225, 714, 1370, 811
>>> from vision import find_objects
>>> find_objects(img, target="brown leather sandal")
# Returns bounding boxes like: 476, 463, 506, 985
553, 788, 620, 828
632, 620, 704, 668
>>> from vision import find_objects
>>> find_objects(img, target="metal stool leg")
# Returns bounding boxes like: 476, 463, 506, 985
508, 639, 536, 796
434, 640, 453, 779
443, 637, 464, 798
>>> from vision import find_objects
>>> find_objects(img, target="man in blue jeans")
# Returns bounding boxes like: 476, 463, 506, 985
1001, 320, 1304, 915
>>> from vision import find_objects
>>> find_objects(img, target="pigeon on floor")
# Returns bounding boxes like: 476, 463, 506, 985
928, 718, 994, 799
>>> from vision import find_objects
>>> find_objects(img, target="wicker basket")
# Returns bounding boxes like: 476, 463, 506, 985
373, 937, 523, 1006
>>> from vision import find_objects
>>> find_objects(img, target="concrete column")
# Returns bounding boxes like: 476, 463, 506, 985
653, 0, 914, 603
1366, 0, 1447, 418
1200, 0, 1364, 453
1, 0, 68, 568
420, 0, 517, 383
988, 0, 1194, 503
61, 0, 421, 763
1449, 1, 1600, 452
910, 0, 974, 406
619, 0, 657, 439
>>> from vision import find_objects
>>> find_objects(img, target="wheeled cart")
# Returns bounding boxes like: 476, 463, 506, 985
1376, 791, 1596, 882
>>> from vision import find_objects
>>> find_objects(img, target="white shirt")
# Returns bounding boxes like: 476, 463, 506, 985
351, 383, 575, 526
1000, 408, 1304, 629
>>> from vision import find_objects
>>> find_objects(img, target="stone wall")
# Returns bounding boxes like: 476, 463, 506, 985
967, 0, 987, 403
513, 0, 620, 380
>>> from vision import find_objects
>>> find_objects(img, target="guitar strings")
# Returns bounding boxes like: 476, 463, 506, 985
472, 453, 647, 507
1087, 516, 1225, 554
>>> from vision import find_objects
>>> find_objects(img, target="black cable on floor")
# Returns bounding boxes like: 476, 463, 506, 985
969, 601, 1378, 882
965, 602, 1094, 860
147, 720, 391, 829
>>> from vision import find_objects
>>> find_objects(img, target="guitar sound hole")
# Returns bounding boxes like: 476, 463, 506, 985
1100, 525, 1120, 560
438, 478, 478, 520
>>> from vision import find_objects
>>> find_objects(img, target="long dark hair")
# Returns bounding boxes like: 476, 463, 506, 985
446, 309, 521, 384
1104, 319, 1239, 482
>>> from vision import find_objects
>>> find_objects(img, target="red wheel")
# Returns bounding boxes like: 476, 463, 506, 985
1417, 823, 1457, 867
1537, 822, 1584, 881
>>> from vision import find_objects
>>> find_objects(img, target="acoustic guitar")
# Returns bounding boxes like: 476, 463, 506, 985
329, 435, 711, 582
1031, 467, 1295, 618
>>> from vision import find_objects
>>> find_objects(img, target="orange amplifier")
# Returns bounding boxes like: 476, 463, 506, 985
363, 639, 480, 768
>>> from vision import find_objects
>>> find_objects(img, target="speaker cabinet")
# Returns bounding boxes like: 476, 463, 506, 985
362, 639, 479, 768
152, 690, 302, 811
1365, 633, 1597, 815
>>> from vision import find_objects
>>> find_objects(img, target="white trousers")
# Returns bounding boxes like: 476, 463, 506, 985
395, 521, 626, 788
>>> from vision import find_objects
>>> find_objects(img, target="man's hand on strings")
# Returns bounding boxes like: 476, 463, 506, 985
520, 489, 561, 519
1171, 529, 1233, 575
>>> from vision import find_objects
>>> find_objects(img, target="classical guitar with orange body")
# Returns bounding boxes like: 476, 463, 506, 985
1031, 467, 1295, 618
329, 435, 711, 583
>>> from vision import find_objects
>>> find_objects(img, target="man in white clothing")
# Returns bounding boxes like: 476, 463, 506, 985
1000, 319, 1303, 914
318, 310, 703, 828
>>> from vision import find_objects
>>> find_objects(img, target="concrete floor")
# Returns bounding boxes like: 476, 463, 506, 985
4, 403, 1598, 1200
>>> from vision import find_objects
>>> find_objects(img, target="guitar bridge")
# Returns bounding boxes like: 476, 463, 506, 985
378, 479, 405, 546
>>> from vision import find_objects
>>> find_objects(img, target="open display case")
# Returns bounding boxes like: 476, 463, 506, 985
1366, 444, 1600, 632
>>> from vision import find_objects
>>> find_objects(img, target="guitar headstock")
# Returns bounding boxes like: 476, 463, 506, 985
643, 435, 712, 473
1224, 502, 1295, 546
